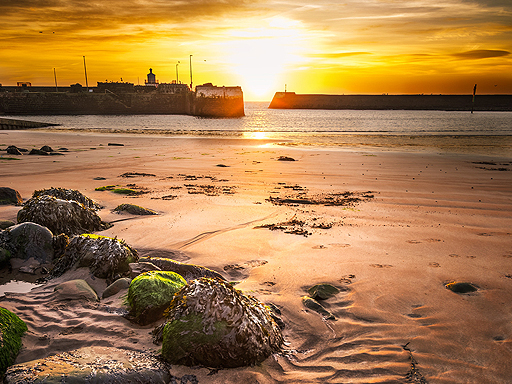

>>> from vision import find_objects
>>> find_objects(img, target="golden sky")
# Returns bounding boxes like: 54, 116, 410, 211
1, 0, 511, 100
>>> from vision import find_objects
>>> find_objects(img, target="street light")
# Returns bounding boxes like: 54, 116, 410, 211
189, 55, 193, 90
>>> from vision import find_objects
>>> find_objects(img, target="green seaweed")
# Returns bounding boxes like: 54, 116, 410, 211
113, 188, 137, 195
0, 158, 21, 161
162, 313, 227, 363
126, 271, 186, 325
0, 307, 27, 375
95, 185, 116, 191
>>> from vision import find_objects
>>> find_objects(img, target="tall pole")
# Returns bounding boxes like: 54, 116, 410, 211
176, 61, 180, 84
53, 68, 58, 92
471, 83, 477, 114
83, 56, 89, 92
189, 55, 193, 90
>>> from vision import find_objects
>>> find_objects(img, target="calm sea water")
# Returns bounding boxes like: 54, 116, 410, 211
5, 102, 512, 156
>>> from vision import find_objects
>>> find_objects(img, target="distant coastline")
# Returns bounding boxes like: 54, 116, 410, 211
269, 92, 512, 111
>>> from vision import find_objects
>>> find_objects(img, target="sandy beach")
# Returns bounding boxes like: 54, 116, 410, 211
1, 129, 511, 383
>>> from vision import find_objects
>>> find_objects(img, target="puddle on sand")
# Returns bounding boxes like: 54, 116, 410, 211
0, 280, 41, 296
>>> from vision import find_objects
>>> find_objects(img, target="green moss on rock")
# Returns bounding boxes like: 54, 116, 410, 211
113, 188, 137, 195
126, 271, 187, 325
0, 307, 27, 376
114, 204, 157, 215
307, 283, 340, 300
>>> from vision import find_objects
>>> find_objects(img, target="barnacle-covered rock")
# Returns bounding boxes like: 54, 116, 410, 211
52, 234, 138, 281
17, 195, 108, 236
0, 307, 28, 376
4, 346, 171, 384
139, 257, 224, 283
161, 277, 283, 368
126, 271, 186, 325
32, 187, 102, 210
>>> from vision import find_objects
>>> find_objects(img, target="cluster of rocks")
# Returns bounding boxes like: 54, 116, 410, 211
4, 145, 65, 156
0, 187, 284, 380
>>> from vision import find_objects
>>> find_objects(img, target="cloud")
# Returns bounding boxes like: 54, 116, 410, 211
309, 52, 372, 59
453, 49, 511, 59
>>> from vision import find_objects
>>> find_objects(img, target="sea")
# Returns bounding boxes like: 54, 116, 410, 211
6, 101, 512, 157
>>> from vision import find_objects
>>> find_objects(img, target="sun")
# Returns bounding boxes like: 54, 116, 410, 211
222, 18, 308, 100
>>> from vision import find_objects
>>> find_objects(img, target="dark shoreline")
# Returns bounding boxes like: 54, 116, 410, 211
269, 92, 512, 111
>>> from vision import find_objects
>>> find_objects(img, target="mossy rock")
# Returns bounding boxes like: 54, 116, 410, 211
95, 185, 116, 191
0, 187, 22, 206
0, 307, 28, 376
114, 204, 157, 215
161, 277, 283, 368
307, 283, 340, 300
52, 234, 138, 281
17, 195, 109, 236
126, 271, 186, 325
32, 187, 102, 210
113, 188, 137, 195
0, 247, 11, 267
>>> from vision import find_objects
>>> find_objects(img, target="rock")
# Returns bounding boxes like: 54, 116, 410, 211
53, 279, 99, 302
4, 346, 171, 384
129, 261, 161, 278
277, 156, 296, 161
6, 146, 22, 155
139, 257, 224, 283
307, 283, 341, 300
32, 187, 102, 210
40, 145, 54, 152
52, 234, 138, 281
53, 233, 70, 259
0, 307, 28, 376
126, 271, 186, 325
445, 281, 479, 294
0, 247, 10, 267
17, 258, 41, 274
0, 220, 15, 230
29, 148, 50, 155
0, 187, 22, 206
161, 277, 283, 368
302, 296, 336, 320
102, 277, 131, 299
108, 143, 124, 146
114, 203, 158, 215
6, 222, 55, 263
17, 195, 108, 236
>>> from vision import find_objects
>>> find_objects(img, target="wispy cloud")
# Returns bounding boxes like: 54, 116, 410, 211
453, 49, 511, 59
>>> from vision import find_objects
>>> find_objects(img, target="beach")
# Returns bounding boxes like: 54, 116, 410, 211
1, 129, 511, 383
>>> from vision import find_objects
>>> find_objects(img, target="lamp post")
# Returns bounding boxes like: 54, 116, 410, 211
189, 54, 193, 90
176, 61, 180, 84
83, 56, 89, 92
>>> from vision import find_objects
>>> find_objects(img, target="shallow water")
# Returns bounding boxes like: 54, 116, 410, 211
0, 280, 40, 296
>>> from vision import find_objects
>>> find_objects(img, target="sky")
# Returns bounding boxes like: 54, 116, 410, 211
1, 0, 511, 101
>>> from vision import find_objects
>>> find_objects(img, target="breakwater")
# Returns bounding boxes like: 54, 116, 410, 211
0, 117, 59, 130
269, 92, 512, 111
0, 84, 244, 117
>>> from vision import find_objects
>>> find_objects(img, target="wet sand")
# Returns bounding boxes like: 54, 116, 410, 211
1, 130, 512, 383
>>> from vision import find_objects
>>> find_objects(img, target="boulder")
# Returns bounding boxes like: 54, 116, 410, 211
102, 277, 131, 299
307, 283, 341, 300
53, 279, 99, 302
4, 346, 171, 384
445, 281, 479, 294
114, 203, 158, 215
6, 146, 22, 155
32, 187, 102, 210
139, 257, 224, 283
129, 261, 161, 278
0, 247, 10, 267
0, 220, 15, 230
126, 271, 186, 325
6, 222, 55, 263
0, 187, 22, 206
52, 234, 138, 281
17, 195, 108, 236
29, 148, 50, 155
161, 277, 283, 368
40, 145, 54, 152
0, 307, 28, 376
